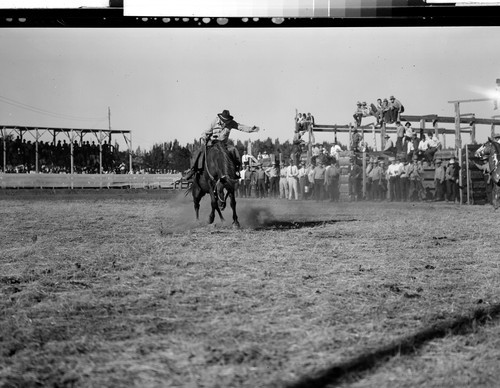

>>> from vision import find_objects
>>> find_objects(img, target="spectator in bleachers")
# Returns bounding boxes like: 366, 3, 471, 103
434, 159, 445, 201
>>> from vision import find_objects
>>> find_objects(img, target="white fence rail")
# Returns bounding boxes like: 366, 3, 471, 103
0, 173, 184, 189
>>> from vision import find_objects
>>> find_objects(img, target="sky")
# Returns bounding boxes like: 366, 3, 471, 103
1, 26, 500, 151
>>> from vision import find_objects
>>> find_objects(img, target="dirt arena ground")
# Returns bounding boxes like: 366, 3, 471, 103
1, 189, 500, 387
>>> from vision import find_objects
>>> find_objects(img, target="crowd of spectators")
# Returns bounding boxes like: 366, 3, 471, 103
353, 96, 404, 127
0, 136, 117, 174
294, 111, 315, 145
235, 141, 462, 203
236, 143, 344, 201
382, 122, 441, 165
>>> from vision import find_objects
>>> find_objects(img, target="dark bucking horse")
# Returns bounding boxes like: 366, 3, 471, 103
475, 138, 500, 209
189, 140, 241, 227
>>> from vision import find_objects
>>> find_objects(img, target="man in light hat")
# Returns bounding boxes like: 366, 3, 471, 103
383, 134, 396, 156
312, 160, 326, 201
266, 161, 280, 199
386, 156, 401, 201
368, 160, 383, 201
184, 109, 259, 180
353, 101, 363, 127
434, 159, 445, 201
493, 133, 500, 144
287, 159, 299, 200
445, 157, 459, 203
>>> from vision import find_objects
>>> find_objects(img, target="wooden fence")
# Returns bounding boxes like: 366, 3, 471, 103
0, 173, 186, 190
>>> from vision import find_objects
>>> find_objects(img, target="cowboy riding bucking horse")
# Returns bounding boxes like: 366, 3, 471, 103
183, 109, 260, 180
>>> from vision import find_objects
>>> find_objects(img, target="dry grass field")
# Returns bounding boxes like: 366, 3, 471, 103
1, 189, 500, 388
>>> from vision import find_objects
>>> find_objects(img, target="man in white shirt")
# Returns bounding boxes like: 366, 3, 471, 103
386, 157, 401, 201
424, 132, 440, 164
330, 142, 342, 162
241, 150, 250, 167
287, 160, 299, 200
417, 134, 430, 160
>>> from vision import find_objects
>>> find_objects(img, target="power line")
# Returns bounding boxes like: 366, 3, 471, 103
0, 94, 108, 122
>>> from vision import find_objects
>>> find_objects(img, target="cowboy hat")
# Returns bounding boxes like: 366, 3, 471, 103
218, 110, 234, 122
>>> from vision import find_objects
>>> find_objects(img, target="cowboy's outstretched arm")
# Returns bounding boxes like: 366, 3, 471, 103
236, 123, 260, 133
